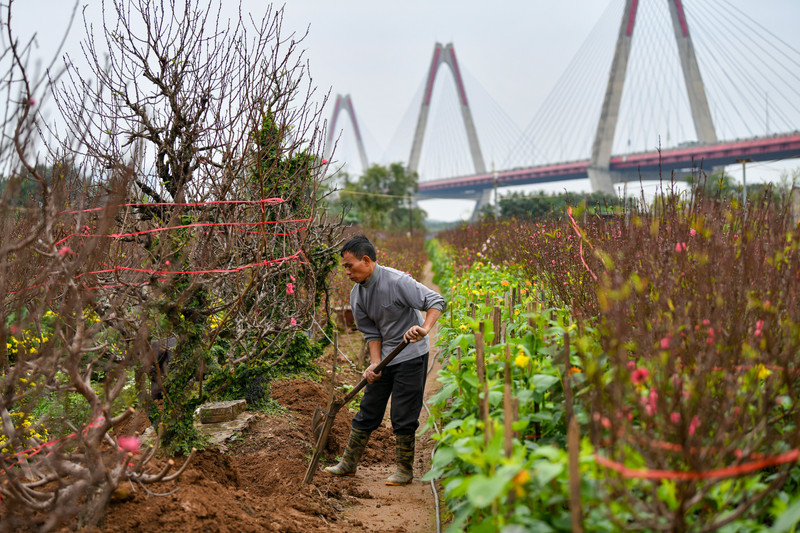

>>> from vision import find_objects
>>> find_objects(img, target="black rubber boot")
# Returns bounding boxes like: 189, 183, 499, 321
323, 428, 371, 477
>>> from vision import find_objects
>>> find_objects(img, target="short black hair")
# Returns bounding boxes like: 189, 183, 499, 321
341, 234, 376, 261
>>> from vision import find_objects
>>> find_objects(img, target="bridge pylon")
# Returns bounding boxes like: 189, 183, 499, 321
589, 0, 717, 193
408, 43, 486, 176
325, 94, 369, 173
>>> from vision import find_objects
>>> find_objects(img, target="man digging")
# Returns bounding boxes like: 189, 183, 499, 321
324, 235, 445, 485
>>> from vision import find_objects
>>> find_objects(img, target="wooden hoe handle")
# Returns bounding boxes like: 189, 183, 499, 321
342, 340, 409, 405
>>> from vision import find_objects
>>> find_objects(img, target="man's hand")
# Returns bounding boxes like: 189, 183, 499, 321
363, 362, 382, 384
404, 325, 429, 343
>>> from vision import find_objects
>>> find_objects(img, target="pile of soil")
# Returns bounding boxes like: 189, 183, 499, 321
104, 378, 397, 532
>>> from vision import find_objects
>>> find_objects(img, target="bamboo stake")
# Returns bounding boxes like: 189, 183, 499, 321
562, 331, 584, 530
330, 330, 338, 398
492, 306, 501, 346
476, 325, 491, 446
503, 344, 513, 458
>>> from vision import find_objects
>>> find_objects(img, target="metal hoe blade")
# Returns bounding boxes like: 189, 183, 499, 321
311, 408, 326, 442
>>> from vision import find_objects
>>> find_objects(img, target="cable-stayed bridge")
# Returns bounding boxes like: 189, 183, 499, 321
326, 0, 800, 217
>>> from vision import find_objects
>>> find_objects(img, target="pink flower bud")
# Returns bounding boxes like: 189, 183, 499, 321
690, 228, 696, 236
58, 246, 72, 258
290, 317, 297, 326
118, 435, 140, 454
688, 416, 700, 435
670, 412, 681, 424
660, 337, 670, 349
286, 283, 294, 295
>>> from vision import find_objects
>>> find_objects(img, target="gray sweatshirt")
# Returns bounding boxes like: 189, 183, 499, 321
350, 264, 446, 366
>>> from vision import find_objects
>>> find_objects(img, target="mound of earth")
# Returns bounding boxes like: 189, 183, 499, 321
103, 378, 398, 532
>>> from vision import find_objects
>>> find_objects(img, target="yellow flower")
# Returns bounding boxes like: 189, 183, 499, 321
513, 469, 531, 485
754, 364, 772, 380
525, 281, 532, 286
514, 354, 530, 368
500, 280, 510, 287
459, 324, 469, 332
569, 366, 582, 374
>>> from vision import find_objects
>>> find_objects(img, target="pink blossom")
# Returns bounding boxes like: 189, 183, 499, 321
118, 435, 140, 454
27, 97, 35, 107
764, 300, 771, 309
688, 415, 700, 435
290, 317, 297, 326
631, 367, 650, 385
58, 246, 72, 258
626, 361, 636, 370
322, 159, 328, 164
165, 260, 170, 266
670, 412, 681, 424
733, 234, 739, 240
286, 283, 294, 295
660, 336, 670, 349
675, 242, 687, 252
690, 228, 696, 236
290, 275, 296, 282
702, 319, 710, 326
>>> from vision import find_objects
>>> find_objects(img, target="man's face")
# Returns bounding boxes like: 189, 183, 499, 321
341, 251, 373, 283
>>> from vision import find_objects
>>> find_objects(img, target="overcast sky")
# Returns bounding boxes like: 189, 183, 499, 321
11, 1, 800, 220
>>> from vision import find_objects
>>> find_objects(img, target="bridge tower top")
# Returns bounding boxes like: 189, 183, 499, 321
589, 0, 717, 193
326, 94, 369, 173
408, 43, 486, 176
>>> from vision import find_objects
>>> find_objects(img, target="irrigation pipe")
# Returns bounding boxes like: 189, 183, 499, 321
424, 350, 443, 533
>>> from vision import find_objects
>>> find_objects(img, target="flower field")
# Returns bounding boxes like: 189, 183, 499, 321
426, 188, 800, 532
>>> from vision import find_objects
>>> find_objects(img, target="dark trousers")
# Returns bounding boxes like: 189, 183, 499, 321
352, 353, 428, 436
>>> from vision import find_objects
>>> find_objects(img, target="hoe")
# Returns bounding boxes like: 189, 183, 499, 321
303, 340, 409, 483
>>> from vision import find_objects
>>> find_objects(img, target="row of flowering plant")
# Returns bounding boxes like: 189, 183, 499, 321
432, 187, 800, 531
425, 240, 617, 531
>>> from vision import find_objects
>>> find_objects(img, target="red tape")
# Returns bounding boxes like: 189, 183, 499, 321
9, 251, 306, 295
58, 198, 284, 216
54, 219, 311, 246
594, 449, 799, 480
566, 206, 599, 281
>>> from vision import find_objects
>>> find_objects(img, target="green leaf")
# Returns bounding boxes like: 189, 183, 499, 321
512, 420, 530, 431
466, 474, 507, 508
771, 496, 800, 533
534, 461, 563, 485
532, 374, 559, 392
657, 480, 678, 511
462, 372, 479, 389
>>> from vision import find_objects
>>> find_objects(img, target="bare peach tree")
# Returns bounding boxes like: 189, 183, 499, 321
51, 0, 344, 450
1, 0, 343, 529
0, 1, 201, 530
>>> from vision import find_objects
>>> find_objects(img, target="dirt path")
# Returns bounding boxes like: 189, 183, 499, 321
341, 260, 443, 532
